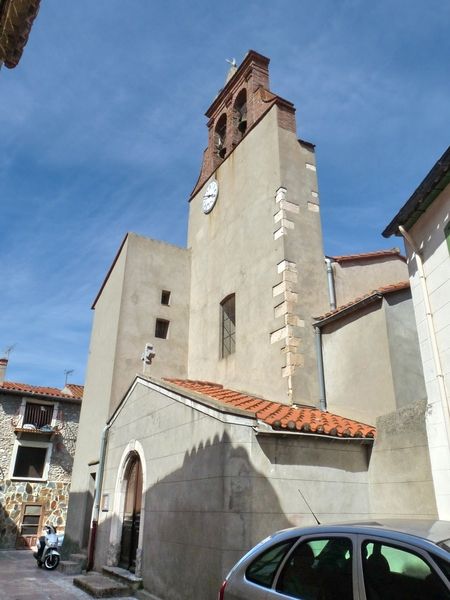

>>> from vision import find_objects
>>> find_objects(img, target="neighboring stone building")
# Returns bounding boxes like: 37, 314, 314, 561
66, 52, 434, 599
383, 145, 450, 519
0, 357, 82, 549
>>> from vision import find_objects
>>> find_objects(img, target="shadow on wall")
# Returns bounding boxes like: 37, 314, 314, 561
52, 432, 75, 476
258, 435, 372, 471
95, 431, 294, 600
0, 480, 19, 549
62, 484, 95, 559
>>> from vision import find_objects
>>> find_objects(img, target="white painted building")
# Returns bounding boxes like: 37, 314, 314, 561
384, 146, 450, 518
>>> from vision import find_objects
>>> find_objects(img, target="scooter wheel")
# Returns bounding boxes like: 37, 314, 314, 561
43, 554, 60, 570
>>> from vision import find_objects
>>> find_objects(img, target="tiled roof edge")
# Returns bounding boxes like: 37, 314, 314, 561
315, 281, 410, 324
159, 378, 257, 419
0, 381, 83, 402
162, 378, 376, 440
328, 248, 405, 263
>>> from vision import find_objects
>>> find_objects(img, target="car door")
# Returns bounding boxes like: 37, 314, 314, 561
265, 533, 361, 600
356, 534, 450, 600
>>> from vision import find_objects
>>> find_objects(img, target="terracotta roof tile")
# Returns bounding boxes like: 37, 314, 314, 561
64, 384, 84, 399
164, 379, 375, 439
329, 248, 405, 263
0, 380, 83, 401
315, 281, 410, 322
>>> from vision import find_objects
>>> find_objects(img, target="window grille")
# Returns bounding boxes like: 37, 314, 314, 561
221, 294, 236, 357
23, 403, 53, 428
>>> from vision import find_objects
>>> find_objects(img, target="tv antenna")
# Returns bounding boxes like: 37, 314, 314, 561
298, 488, 320, 525
3, 344, 16, 358
64, 369, 74, 386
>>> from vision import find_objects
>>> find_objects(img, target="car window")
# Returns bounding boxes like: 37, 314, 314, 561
362, 540, 450, 600
430, 554, 450, 581
276, 537, 353, 600
438, 539, 450, 553
246, 539, 296, 588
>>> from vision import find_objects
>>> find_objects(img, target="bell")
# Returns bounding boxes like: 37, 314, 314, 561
238, 118, 247, 134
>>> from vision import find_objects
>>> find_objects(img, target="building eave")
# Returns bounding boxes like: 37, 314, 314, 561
383, 146, 450, 238
0, 385, 82, 404
0, 0, 41, 69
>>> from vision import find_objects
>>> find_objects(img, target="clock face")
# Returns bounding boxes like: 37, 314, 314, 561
202, 180, 219, 214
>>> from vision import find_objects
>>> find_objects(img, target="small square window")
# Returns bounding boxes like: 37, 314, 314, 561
161, 290, 171, 305
13, 446, 48, 479
155, 318, 170, 339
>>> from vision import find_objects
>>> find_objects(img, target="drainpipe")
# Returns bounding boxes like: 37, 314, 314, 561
325, 257, 336, 311
87, 423, 110, 570
398, 225, 450, 435
315, 326, 327, 411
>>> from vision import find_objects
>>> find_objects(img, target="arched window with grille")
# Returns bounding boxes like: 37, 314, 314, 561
220, 294, 236, 358
214, 113, 227, 159
233, 89, 247, 140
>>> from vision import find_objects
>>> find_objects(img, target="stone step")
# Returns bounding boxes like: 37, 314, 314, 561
134, 590, 162, 600
70, 552, 88, 569
73, 573, 132, 598
102, 566, 143, 591
59, 559, 83, 575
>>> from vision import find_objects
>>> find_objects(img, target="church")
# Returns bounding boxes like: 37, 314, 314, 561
64, 52, 435, 600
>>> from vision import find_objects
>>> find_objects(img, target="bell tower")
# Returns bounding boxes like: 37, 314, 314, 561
192, 51, 297, 197
187, 51, 328, 407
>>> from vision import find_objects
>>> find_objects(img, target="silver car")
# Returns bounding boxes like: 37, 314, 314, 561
219, 520, 450, 600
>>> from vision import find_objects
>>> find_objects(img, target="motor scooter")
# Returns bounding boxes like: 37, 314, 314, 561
33, 525, 62, 570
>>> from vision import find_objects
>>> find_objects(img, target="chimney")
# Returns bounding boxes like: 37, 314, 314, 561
0, 357, 8, 384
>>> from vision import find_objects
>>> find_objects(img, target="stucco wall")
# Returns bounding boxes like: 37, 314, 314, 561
187, 106, 328, 406
321, 290, 426, 424
384, 291, 426, 408
112, 233, 190, 411
65, 236, 128, 547
369, 399, 437, 518
95, 379, 371, 600
407, 186, 450, 518
321, 301, 396, 424
66, 233, 190, 548
332, 255, 408, 306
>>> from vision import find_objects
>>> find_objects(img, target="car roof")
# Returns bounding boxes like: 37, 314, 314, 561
272, 519, 450, 547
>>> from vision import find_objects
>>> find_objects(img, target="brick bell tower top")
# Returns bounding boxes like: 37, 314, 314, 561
191, 50, 297, 197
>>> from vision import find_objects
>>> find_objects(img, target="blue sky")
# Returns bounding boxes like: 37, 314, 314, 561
1, 0, 449, 387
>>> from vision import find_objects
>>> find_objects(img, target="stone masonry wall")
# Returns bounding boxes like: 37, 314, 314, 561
0, 480, 70, 548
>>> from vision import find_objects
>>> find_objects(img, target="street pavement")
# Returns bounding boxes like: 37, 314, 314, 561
0, 550, 136, 600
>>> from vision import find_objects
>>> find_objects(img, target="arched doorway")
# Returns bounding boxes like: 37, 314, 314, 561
119, 452, 143, 571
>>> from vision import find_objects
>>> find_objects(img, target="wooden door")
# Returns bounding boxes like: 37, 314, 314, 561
16, 503, 43, 549
119, 455, 142, 571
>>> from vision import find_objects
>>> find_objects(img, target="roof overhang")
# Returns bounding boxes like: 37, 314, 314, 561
0, 385, 82, 403
0, 0, 41, 68
108, 375, 259, 430
108, 375, 375, 441
383, 146, 450, 237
